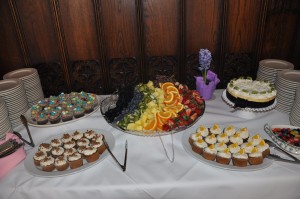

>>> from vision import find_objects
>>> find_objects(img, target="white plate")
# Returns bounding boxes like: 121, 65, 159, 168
25, 96, 100, 127
24, 128, 115, 177
181, 131, 273, 171
259, 59, 294, 70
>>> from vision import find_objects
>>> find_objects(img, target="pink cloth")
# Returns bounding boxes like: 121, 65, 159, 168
0, 133, 26, 179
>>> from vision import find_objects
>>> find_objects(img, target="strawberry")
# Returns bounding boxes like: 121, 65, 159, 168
194, 108, 202, 116
185, 108, 192, 116
162, 124, 171, 131
190, 113, 198, 121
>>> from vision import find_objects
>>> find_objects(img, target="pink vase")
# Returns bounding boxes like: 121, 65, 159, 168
196, 79, 215, 100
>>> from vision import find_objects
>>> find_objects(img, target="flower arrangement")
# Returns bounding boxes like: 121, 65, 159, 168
198, 48, 212, 84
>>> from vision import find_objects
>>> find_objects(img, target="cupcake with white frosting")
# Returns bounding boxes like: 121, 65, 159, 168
189, 132, 202, 145
84, 130, 96, 140
215, 141, 227, 152
50, 138, 62, 147
205, 134, 217, 145
64, 148, 76, 158
40, 156, 55, 172
216, 148, 231, 165
224, 125, 236, 136
72, 131, 83, 141
232, 149, 248, 167
77, 138, 90, 147
202, 144, 217, 161
248, 134, 262, 146
237, 127, 249, 141
61, 134, 73, 143
196, 125, 209, 137
64, 140, 76, 149
248, 147, 263, 165
210, 124, 222, 135
229, 133, 243, 145
68, 152, 83, 169
92, 134, 104, 143
51, 147, 64, 158
191, 138, 207, 155
256, 140, 270, 158
241, 141, 254, 154
33, 151, 47, 166
55, 156, 69, 171
217, 133, 229, 144
82, 146, 99, 163
228, 143, 241, 154
91, 140, 106, 154
38, 143, 52, 155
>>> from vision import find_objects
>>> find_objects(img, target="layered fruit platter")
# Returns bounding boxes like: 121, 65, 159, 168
102, 80, 205, 136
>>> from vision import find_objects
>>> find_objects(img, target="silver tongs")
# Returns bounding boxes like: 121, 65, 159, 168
102, 136, 127, 171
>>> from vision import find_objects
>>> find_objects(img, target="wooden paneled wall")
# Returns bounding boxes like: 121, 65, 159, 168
0, 0, 299, 96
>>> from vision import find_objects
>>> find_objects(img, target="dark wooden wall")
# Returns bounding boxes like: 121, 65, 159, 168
0, 0, 299, 96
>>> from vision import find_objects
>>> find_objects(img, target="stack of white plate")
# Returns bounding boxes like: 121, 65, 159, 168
275, 70, 300, 114
0, 79, 29, 128
257, 59, 294, 84
3, 68, 44, 107
290, 87, 300, 126
0, 97, 12, 140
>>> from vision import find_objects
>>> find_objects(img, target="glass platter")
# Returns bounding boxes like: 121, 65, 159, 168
24, 128, 115, 177
24, 96, 101, 127
100, 95, 206, 137
182, 131, 273, 171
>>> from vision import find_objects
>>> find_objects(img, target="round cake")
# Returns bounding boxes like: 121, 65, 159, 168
226, 77, 276, 108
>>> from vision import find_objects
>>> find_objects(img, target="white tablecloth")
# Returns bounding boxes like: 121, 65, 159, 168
1, 90, 300, 199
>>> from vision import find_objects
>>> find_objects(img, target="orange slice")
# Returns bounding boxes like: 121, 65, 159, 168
160, 82, 174, 92
175, 103, 184, 112
163, 106, 178, 114
157, 111, 172, 121
164, 93, 174, 104
144, 118, 157, 131
167, 99, 179, 106
166, 86, 179, 94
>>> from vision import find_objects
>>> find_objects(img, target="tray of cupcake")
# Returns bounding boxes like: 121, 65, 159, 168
24, 91, 100, 127
24, 129, 115, 177
182, 124, 273, 171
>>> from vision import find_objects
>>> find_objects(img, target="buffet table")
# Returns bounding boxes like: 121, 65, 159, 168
1, 90, 300, 199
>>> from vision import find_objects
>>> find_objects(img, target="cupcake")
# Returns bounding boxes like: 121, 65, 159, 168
82, 101, 94, 113
40, 156, 55, 172
241, 141, 254, 154
33, 151, 47, 166
224, 125, 236, 136
53, 106, 63, 114
256, 140, 270, 158
73, 107, 85, 118
205, 134, 217, 145
50, 138, 62, 147
64, 140, 76, 149
87, 94, 98, 107
228, 143, 241, 154
84, 130, 96, 140
191, 138, 207, 155
91, 140, 106, 154
48, 100, 59, 108
69, 92, 79, 98
61, 134, 73, 143
248, 147, 263, 165
77, 138, 90, 147
83, 146, 99, 163
66, 104, 74, 112
51, 147, 65, 158
43, 106, 52, 115
215, 141, 227, 152
72, 131, 83, 141
232, 149, 248, 167
68, 152, 83, 169
49, 110, 61, 124
210, 124, 222, 135
36, 112, 48, 125
55, 156, 69, 171
79, 91, 88, 100
237, 127, 249, 141
63, 148, 76, 158
37, 99, 48, 108
31, 109, 38, 122
196, 125, 209, 137
229, 133, 243, 145
77, 146, 86, 158
49, 95, 58, 102
61, 110, 73, 122
92, 134, 104, 143
38, 143, 52, 155
248, 134, 262, 146
216, 148, 231, 165
202, 144, 217, 161
189, 132, 202, 145
217, 133, 229, 144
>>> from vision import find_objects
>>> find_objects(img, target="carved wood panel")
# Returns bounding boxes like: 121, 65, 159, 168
147, 56, 177, 81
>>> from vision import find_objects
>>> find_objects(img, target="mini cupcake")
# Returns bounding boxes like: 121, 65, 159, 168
189, 132, 202, 145
232, 149, 248, 167
196, 125, 209, 137
55, 156, 69, 171
64, 140, 76, 149
82, 101, 94, 113
63, 148, 76, 158
36, 112, 48, 125
237, 127, 249, 141
84, 130, 96, 140
50, 138, 62, 147
68, 152, 83, 169
66, 104, 74, 112
224, 125, 236, 136
53, 106, 63, 114
43, 106, 52, 115
256, 140, 270, 158
38, 143, 52, 155
217, 133, 229, 144
248, 147, 263, 165
205, 134, 217, 145
77, 138, 90, 147
75, 99, 84, 108
83, 146, 99, 163
69, 92, 79, 98
51, 147, 65, 158
241, 141, 254, 154
73, 107, 85, 118
79, 91, 88, 100
48, 100, 59, 108
72, 131, 84, 141
49, 110, 61, 124
37, 99, 48, 108
228, 143, 241, 154
31, 109, 39, 122
61, 134, 73, 143
248, 134, 262, 146
87, 95, 98, 107
49, 95, 58, 102
215, 141, 227, 152
77, 146, 86, 158
91, 140, 106, 154
191, 138, 207, 155
33, 151, 47, 166
229, 133, 243, 145
216, 148, 231, 165
210, 124, 222, 135
92, 134, 104, 143
40, 156, 55, 172
202, 144, 217, 161
61, 110, 73, 122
